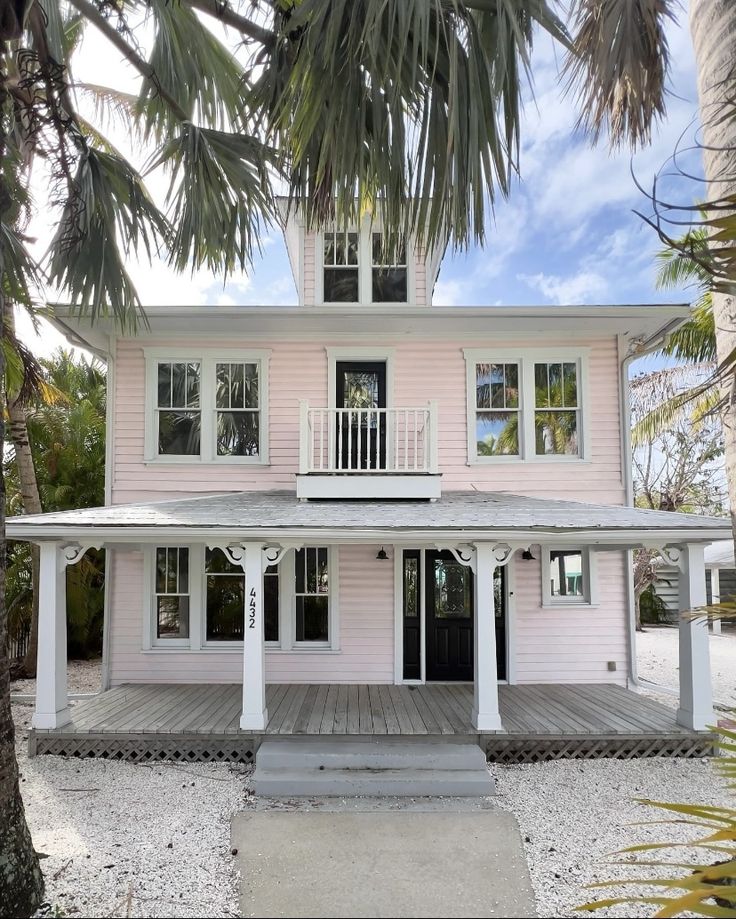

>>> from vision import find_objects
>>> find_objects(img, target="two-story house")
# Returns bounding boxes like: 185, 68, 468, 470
10, 209, 728, 781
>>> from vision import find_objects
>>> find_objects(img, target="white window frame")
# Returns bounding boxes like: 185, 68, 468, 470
464, 348, 591, 464
144, 348, 270, 464
540, 546, 598, 608
142, 544, 339, 653
316, 216, 415, 307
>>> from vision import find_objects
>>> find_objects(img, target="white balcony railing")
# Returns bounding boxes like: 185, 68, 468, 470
299, 401, 439, 475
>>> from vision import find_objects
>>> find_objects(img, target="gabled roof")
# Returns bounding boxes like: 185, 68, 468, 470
7, 490, 730, 545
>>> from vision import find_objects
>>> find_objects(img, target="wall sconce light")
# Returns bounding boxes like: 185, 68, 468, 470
376, 547, 389, 561
522, 549, 535, 561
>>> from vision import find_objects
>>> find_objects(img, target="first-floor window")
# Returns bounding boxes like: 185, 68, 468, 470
295, 547, 329, 642
545, 548, 591, 605
264, 564, 279, 643
155, 547, 190, 639
205, 548, 245, 642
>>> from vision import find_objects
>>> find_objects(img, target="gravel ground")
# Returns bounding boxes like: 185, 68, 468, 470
637, 625, 736, 710
11, 658, 102, 696
13, 703, 246, 918
492, 757, 726, 919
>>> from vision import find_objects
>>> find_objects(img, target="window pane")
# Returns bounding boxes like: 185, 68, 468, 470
158, 363, 172, 408
372, 268, 407, 302
404, 557, 418, 618
476, 412, 519, 456
169, 362, 197, 409
372, 233, 406, 265
550, 551, 585, 597
264, 568, 279, 642
186, 363, 200, 407
324, 234, 335, 265
166, 547, 177, 593
534, 363, 550, 408
306, 547, 317, 593
157, 596, 189, 639
178, 548, 189, 593
296, 595, 329, 642
475, 364, 491, 409
317, 548, 329, 593
324, 267, 359, 302
206, 574, 244, 641
433, 559, 471, 619
295, 548, 305, 593
217, 411, 259, 457
156, 547, 168, 593
158, 410, 201, 455
504, 364, 519, 408
563, 362, 578, 406
535, 410, 578, 455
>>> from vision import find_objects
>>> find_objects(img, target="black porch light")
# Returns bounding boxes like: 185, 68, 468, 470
376, 546, 389, 561
522, 549, 536, 561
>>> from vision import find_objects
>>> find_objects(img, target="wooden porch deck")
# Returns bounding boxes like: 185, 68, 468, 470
29, 682, 713, 764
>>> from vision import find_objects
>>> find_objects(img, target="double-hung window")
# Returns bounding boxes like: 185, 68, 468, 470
294, 547, 330, 644
465, 349, 588, 462
321, 226, 410, 305
154, 547, 190, 642
146, 350, 269, 463
323, 231, 359, 302
371, 233, 407, 302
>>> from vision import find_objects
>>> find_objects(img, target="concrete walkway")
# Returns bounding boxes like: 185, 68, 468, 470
232, 800, 536, 918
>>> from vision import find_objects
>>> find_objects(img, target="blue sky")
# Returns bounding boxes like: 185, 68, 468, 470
20, 4, 704, 354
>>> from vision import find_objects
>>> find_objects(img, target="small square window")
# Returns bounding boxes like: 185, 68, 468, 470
544, 548, 592, 605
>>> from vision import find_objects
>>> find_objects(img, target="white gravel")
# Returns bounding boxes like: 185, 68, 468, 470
12, 658, 103, 696
637, 625, 736, 709
13, 703, 247, 918
492, 756, 727, 919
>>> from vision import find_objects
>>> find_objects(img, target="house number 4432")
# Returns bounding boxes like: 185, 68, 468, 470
248, 587, 257, 629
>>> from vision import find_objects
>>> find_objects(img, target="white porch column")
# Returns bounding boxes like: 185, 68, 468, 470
709, 567, 722, 635
677, 543, 713, 731
472, 542, 503, 731
32, 542, 71, 729
241, 542, 268, 731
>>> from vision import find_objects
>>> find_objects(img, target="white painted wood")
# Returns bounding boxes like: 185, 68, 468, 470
472, 543, 502, 731
241, 543, 268, 731
676, 543, 713, 731
709, 566, 722, 634
540, 545, 597, 607
32, 542, 71, 729
295, 473, 441, 500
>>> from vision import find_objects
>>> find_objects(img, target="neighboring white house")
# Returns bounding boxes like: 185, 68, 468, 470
8, 209, 728, 766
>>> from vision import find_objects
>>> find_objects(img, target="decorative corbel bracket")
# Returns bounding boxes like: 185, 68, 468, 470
435, 543, 477, 573
59, 542, 102, 570
207, 541, 248, 572
647, 545, 682, 569
489, 542, 515, 567
263, 544, 290, 571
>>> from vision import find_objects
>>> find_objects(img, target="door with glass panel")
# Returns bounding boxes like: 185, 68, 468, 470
335, 361, 387, 470
425, 550, 474, 681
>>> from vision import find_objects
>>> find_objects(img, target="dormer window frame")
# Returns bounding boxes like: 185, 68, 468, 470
315, 216, 415, 307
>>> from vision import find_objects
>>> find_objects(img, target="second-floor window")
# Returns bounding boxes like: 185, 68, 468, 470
321, 228, 409, 304
465, 349, 588, 463
145, 349, 269, 463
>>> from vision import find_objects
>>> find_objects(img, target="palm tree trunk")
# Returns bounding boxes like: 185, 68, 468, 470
690, 2, 736, 550
5, 311, 42, 679
0, 40, 45, 914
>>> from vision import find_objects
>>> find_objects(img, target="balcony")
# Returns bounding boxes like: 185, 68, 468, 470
296, 401, 441, 500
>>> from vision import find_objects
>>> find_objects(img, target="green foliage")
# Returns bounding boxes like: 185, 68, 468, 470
638, 585, 668, 625
5, 350, 107, 657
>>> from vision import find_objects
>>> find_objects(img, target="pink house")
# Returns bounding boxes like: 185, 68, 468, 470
10, 211, 727, 786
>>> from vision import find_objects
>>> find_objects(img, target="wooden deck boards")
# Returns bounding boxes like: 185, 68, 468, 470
34, 681, 696, 739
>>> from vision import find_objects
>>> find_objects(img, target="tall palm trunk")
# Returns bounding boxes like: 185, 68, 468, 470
0, 40, 45, 914
690, 2, 736, 550
5, 310, 42, 679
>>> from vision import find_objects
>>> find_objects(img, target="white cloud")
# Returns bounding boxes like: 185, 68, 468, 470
519, 270, 609, 305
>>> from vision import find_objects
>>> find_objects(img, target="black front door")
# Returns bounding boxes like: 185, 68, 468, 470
426, 550, 474, 681
335, 361, 386, 470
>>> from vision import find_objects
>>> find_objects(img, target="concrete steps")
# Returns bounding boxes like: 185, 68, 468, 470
254, 739, 495, 797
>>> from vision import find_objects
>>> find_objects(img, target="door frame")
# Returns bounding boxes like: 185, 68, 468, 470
326, 347, 395, 411
393, 547, 515, 685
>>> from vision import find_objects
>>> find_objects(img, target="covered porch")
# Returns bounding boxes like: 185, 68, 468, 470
29, 680, 713, 763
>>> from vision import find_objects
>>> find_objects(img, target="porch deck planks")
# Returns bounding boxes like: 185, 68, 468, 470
33, 683, 700, 751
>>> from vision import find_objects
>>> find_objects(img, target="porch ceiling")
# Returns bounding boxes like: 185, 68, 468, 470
7, 489, 731, 546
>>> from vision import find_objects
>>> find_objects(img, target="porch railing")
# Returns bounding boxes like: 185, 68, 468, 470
299, 401, 439, 474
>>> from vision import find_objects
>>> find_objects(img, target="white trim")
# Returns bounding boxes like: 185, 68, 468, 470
291, 545, 339, 650
104, 336, 115, 504
463, 347, 591, 464
143, 347, 271, 464
505, 554, 517, 685
326, 347, 396, 410
296, 474, 441, 501
540, 545, 598, 607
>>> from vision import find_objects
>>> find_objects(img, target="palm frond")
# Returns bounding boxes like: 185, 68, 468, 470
564, 0, 677, 148
46, 147, 171, 331
662, 298, 716, 363
149, 123, 274, 275
632, 385, 723, 447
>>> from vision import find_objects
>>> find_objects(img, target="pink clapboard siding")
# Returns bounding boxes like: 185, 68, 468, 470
512, 550, 628, 685
108, 545, 396, 686
110, 336, 624, 505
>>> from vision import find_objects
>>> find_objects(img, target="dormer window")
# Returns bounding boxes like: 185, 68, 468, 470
320, 226, 410, 305
323, 231, 359, 302
372, 234, 407, 303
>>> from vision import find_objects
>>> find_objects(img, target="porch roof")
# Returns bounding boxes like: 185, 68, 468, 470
6, 490, 731, 545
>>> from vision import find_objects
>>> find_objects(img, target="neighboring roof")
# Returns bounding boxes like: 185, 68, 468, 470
7, 490, 731, 545
47, 303, 689, 357
705, 539, 735, 568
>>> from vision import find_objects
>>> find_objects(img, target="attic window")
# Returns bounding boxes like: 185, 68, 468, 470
372, 233, 407, 302
323, 231, 359, 302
